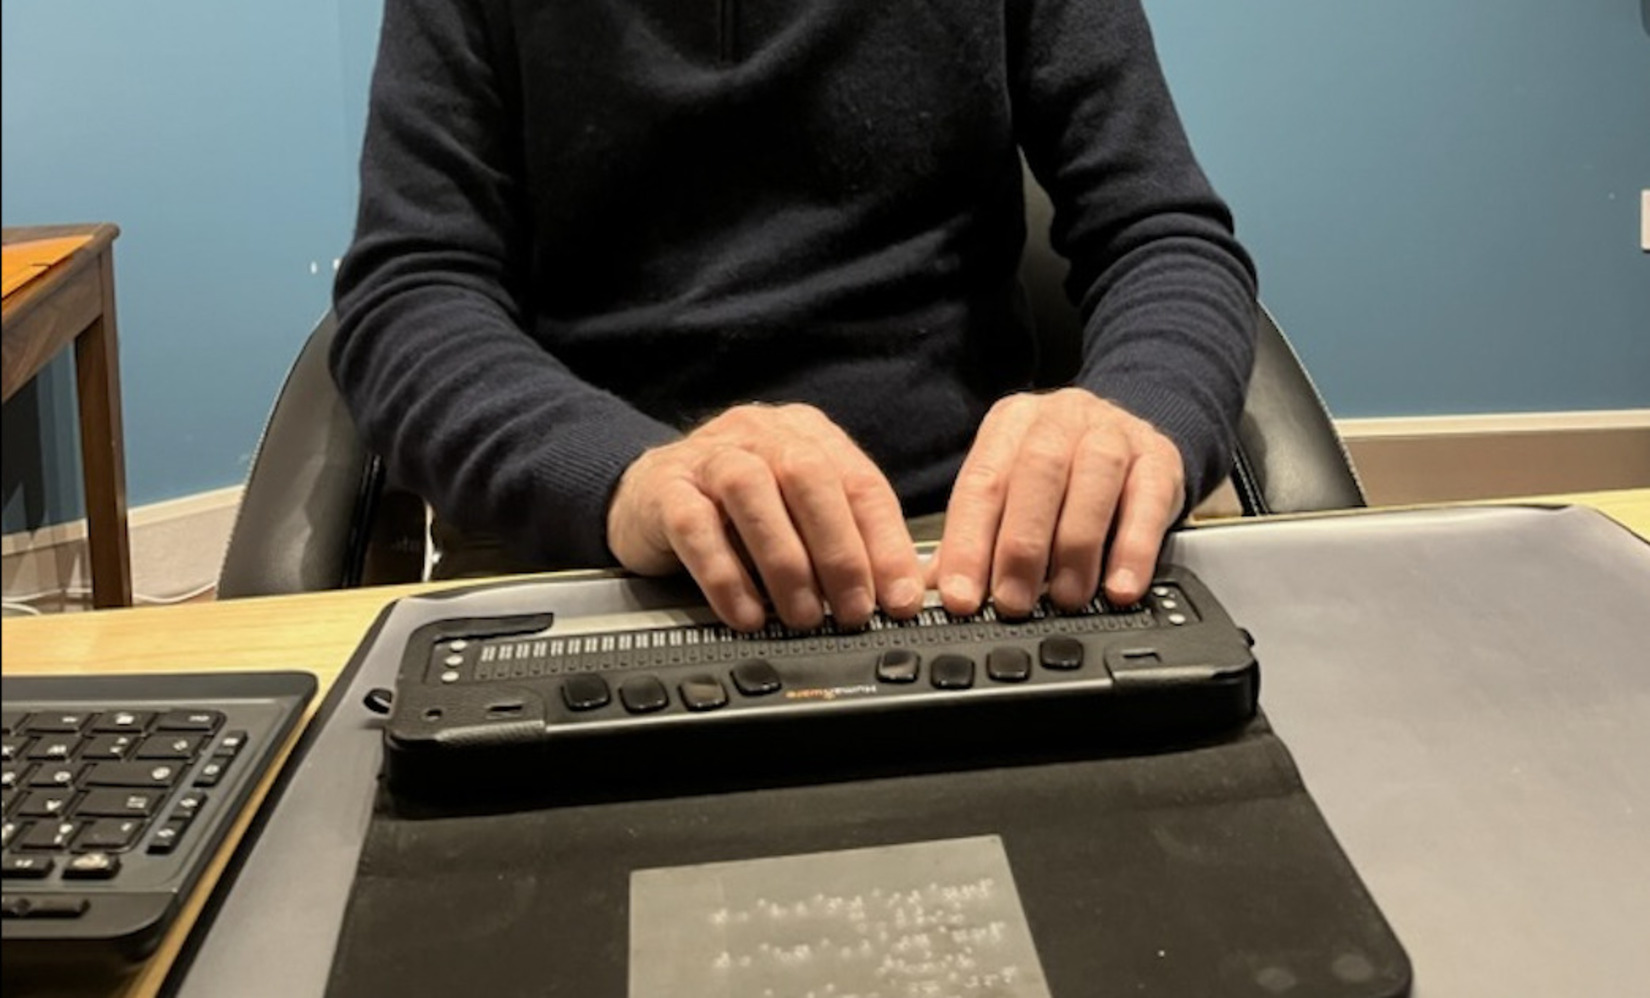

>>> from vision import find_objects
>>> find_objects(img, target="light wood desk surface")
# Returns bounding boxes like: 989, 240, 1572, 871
1, 487, 1645, 997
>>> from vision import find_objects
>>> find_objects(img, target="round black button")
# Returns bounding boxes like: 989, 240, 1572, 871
1039, 636, 1084, 671
876, 649, 921, 684
679, 675, 729, 711
731, 659, 782, 696
986, 647, 1032, 683
619, 676, 670, 714
561, 673, 612, 711
930, 654, 976, 690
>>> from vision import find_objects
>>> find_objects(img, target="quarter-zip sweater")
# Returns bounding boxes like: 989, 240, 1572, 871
334, 0, 1258, 568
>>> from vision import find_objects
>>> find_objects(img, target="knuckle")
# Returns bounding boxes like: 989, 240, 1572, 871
1081, 432, 1130, 472
772, 441, 831, 489
989, 393, 1034, 422
1021, 429, 1071, 466
758, 548, 814, 588
779, 401, 825, 422
813, 548, 867, 585
995, 531, 1047, 571
955, 463, 1008, 501
702, 447, 766, 494
840, 467, 889, 505
660, 502, 703, 540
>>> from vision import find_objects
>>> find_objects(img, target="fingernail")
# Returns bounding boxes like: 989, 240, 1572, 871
1051, 568, 1088, 607
732, 598, 767, 632
790, 589, 824, 627
940, 573, 979, 610
1108, 568, 1139, 599
993, 578, 1033, 616
886, 577, 923, 613
838, 586, 875, 623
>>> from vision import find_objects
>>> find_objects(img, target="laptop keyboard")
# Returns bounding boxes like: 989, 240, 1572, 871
1, 672, 315, 967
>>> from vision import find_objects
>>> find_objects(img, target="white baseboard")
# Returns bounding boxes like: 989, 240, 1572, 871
2, 486, 243, 611
1336, 409, 1650, 506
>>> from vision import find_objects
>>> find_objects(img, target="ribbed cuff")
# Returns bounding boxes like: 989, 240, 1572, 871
523, 402, 682, 568
1081, 374, 1232, 521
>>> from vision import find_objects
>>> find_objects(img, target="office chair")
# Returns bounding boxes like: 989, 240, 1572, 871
219, 182, 1364, 600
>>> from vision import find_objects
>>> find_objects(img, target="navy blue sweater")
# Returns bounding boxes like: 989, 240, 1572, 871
333, 0, 1257, 568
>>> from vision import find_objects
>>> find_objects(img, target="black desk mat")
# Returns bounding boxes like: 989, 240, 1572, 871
325, 716, 1408, 998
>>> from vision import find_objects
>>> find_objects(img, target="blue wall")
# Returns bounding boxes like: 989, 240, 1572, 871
2, 0, 358, 531
3, 0, 1647, 532
1146, 0, 1650, 416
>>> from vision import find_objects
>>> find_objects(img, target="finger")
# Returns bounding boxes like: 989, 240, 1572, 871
656, 479, 767, 631
937, 398, 1035, 615
1102, 447, 1184, 606
990, 420, 1076, 617
1047, 425, 1129, 610
797, 413, 924, 620
835, 454, 924, 620
703, 448, 826, 630
770, 440, 878, 628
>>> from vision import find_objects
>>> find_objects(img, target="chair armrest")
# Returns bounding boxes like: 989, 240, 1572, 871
218, 313, 380, 599
1230, 305, 1367, 515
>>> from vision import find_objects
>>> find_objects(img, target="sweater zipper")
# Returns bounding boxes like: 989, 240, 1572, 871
717, 0, 738, 63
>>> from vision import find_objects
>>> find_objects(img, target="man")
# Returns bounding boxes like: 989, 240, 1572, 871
332, 0, 1257, 631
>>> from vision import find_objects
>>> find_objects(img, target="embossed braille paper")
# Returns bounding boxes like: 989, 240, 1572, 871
630, 836, 1051, 998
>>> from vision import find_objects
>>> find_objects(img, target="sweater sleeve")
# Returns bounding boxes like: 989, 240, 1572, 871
331, 0, 679, 567
1009, 0, 1258, 508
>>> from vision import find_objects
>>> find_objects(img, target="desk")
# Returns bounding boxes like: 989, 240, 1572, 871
3, 489, 1648, 997
2, 224, 133, 608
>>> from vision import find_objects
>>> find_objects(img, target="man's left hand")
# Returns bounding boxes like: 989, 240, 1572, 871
932, 388, 1185, 617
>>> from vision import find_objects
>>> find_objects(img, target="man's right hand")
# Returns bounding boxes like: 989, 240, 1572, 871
606, 403, 926, 632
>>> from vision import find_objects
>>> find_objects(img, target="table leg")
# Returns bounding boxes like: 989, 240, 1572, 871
74, 249, 133, 608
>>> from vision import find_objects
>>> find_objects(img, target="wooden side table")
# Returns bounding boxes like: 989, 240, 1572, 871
2, 223, 133, 608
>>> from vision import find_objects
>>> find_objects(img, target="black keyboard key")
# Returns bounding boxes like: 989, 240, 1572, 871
986, 647, 1032, 683
17, 821, 77, 851
83, 761, 183, 789
730, 659, 782, 696
17, 790, 74, 819
62, 852, 121, 880
75, 789, 160, 818
213, 731, 249, 757
679, 675, 728, 712
91, 710, 153, 734
1039, 635, 1084, 671
80, 734, 139, 760
172, 790, 209, 821
147, 819, 188, 855
561, 674, 611, 712
0, 819, 18, 848
193, 760, 228, 787
1, 791, 15, 819
618, 677, 669, 715
0, 736, 27, 763
25, 735, 80, 762
154, 709, 223, 732
0, 711, 25, 735
876, 649, 921, 684
27, 765, 79, 789
23, 712, 91, 734
930, 654, 976, 690
0, 764, 26, 790
76, 819, 145, 852
135, 734, 205, 760
1, 855, 53, 879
